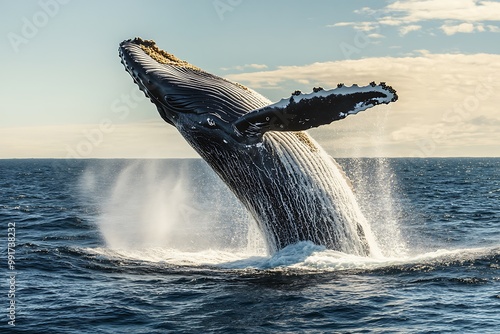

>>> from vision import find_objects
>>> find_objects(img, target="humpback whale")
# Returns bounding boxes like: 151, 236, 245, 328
118, 38, 398, 256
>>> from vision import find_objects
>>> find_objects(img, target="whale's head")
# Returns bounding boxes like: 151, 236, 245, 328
119, 38, 269, 130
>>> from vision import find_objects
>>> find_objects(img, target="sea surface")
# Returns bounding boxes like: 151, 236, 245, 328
1, 158, 499, 333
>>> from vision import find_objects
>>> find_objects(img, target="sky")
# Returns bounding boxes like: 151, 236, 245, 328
0, 0, 499, 158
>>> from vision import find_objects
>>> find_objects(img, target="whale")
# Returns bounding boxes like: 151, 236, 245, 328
118, 38, 398, 255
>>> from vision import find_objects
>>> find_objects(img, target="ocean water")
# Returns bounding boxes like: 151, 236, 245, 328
1, 158, 499, 333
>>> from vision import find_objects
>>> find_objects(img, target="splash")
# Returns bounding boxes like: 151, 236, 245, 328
336, 110, 408, 258
78, 157, 497, 272
80, 160, 266, 254
80, 155, 407, 263
343, 157, 408, 257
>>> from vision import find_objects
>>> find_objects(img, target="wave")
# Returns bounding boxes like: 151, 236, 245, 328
80, 241, 500, 274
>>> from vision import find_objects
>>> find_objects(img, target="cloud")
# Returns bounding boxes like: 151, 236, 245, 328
487, 24, 500, 32
386, 0, 500, 23
468, 115, 500, 126
441, 22, 479, 35
221, 63, 268, 71
439, 22, 500, 35
245, 64, 269, 70
327, 21, 380, 32
399, 25, 422, 35
226, 52, 500, 157
367, 33, 385, 39
327, 22, 355, 28
328, 0, 500, 36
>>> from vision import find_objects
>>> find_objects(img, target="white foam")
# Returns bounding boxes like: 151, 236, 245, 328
82, 241, 499, 272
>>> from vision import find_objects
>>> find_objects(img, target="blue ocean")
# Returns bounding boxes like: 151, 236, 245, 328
1, 158, 499, 333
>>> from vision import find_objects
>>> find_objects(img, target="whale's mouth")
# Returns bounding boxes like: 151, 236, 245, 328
119, 38, 208, 125
121, 38, 201, 70
118, 37, 201, 73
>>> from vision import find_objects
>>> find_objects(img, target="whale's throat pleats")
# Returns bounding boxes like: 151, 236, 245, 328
178, 124, 377, 255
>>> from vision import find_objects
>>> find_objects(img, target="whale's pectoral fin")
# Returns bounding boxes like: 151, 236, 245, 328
233, 82, 397, 138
